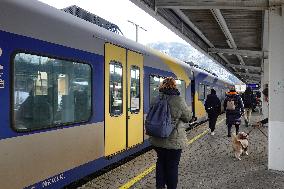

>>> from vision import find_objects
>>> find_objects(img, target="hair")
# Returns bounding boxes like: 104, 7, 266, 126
262, 87, 268, 97
159, 77, 177, 90
211, 89, 216, 95
245, 86, 252, 93
229, 85, 236, 92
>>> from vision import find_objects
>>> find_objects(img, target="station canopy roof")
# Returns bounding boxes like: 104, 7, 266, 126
131, 0, 284, 84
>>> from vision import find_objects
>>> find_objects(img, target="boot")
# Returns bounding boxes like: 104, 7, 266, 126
245, 120, 249, 127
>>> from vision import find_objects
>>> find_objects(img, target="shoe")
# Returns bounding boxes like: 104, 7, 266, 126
211, 132, 215, 136
227, 134, 231, 137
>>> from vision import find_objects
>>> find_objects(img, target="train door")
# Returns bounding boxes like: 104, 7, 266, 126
127, 50, 144, 148
105, 43, 127, 156
104, 43, 144, 156
191, 79, 195, 118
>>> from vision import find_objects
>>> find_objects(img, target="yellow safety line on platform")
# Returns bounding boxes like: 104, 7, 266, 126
188, 118, 225, 145
119, 164, 156, 189
119, 118, 225, 189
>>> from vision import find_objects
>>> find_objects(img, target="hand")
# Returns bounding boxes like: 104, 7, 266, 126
253, 122, 262, 128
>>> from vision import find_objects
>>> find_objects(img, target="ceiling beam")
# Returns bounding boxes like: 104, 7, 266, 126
236, 72, 261, 78
208, 48, 268, 58
155, 0, 269, 10
173, 9, 236, 72
226, 64, 262, 71
211, 9, 246, 66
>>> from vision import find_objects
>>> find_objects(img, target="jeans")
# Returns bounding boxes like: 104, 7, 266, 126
244, 108, 252, 124
208, 116, 218, 132
227, 124, 239, 136
154, 147, 182, 189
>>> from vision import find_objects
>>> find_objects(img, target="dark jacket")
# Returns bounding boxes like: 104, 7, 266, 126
224, 91, 244, 125
260, 118, 268, 124
241, 90, 255, 109
205, 94, 221, 118
149, 88, 192, 149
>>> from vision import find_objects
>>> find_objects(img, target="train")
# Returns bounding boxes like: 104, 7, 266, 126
0, 0, 231, 188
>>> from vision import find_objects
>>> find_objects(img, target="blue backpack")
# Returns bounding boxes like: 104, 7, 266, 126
145, 95, 173, 138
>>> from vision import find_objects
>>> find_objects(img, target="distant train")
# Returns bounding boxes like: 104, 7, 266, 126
0, 0, 231, 188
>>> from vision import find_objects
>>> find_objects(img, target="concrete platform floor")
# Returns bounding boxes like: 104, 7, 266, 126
79, 113, 284, 189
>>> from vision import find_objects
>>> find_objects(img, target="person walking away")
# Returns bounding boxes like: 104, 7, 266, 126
241, 87, 254, 126
205, 89, 221, 135
149, 77, 192, 189
224, 88, 244, 137
257, 87, 269, 126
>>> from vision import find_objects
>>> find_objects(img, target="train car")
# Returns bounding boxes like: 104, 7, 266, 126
0, 0, 231, 188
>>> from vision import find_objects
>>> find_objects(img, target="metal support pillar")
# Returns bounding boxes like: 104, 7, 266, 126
268, 6, 284, 171
261, 59, 269, 120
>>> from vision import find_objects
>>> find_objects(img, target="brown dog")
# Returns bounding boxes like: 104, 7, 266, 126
232, 132, 249, 160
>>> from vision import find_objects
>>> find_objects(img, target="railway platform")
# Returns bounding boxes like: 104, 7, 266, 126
76, 113, 284, 189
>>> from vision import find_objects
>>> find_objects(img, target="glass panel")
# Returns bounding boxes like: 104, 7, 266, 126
150, 75, 162, 105
176, 79, 186, 99
205, 85, 211, 97
13, 53, 92, 131
150, 76, 186, 104
198, 83, 205, 100
130, 66, 140, 113
109, 61, 123, 116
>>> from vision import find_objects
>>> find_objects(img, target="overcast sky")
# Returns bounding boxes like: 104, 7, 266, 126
38, 0, 188, 45
37, 0, 241, 84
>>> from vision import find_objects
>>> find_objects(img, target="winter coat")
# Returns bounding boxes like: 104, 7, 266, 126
241, 91, 254, 109
149, 88, 192, 150
205, 94, 221, 118
223, 91, 244, 125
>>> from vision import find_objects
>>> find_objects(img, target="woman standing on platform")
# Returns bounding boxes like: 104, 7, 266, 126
149, 77, 192, 189
257, 86, 269, 126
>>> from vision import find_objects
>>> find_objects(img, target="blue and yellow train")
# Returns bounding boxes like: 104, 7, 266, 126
0, 0, 231, 188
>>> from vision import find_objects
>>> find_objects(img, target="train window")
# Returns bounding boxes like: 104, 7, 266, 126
198, 83, 205, 100
13, 53, 92, 131
176, 79, 186, 99
130, 66, 140, 113
205, 85, 211, 97
150, 75, 185, 104
216, 88, 221, 98
109, 61, 123, 116
150, 75, 164, 104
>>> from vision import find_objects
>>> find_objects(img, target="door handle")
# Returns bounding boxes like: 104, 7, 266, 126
127, 115, 130, 119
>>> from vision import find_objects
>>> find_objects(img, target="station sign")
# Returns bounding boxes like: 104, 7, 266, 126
247, 83, 259, 90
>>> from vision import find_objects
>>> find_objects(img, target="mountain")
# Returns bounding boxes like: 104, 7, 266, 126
147, 42, 240, 84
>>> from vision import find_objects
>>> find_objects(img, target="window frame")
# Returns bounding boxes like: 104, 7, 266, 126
205, 85, 211, 97
149, 74, 164, 106
11, 50, 93, 133
175, 78, 186, 100
129, 65, 141, 114
149, 74, 186, 106
198, 83, 205, 100
109, 60, 124, 117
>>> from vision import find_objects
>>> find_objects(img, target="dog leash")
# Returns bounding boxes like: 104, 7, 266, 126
256, 127, 268, 138
247, 125, 268, 138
